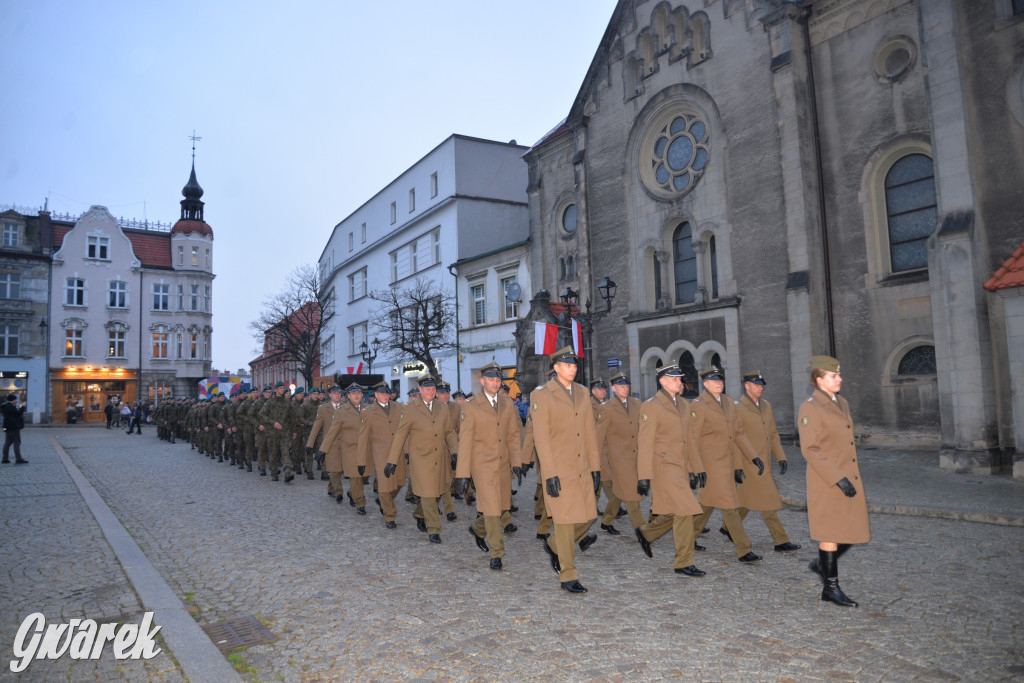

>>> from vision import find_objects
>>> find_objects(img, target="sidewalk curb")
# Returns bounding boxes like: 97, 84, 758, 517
781, 496, 1024, 527
51, 435, 242, 683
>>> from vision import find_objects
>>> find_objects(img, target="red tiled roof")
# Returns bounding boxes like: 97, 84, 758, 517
171, 219, 213, 236
983, 242, 1024, 291
52, 224, 172, 268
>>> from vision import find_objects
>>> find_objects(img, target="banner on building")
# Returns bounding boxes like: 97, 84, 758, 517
533, 322, 558, 356
198, 376, 250, 398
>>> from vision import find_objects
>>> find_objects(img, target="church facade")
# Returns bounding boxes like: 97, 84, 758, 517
524, 0, 1024, 473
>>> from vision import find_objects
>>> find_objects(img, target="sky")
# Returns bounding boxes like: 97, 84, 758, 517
0, 0, 618, 372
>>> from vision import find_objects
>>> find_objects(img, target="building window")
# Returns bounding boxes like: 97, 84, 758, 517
348, 232, 354, 251
885, 154, 936, 273
390, 201, 397, 225
203, 331, 209, 360
409, 188, 415, 212
0, 325, 19, 356
673, 222, 697, 304
177, 284, 184, 310
471, 283, 486, 325
190, 332, 198, 359
190, 285, 200, 311
191, 246, 199, 266
205, 248, 210, 267
501, 275, 519, 319
152, 283, 169, 311
321, 335, 335, 368
152, 327, 169, 359
430, 172, 438, 198
2, 223, 18, 247
87, 235, 110, 260
390, 229, 440, 283
0, 273, 21, 299
652, 252, 663, 304
177, 246, 184, 266
108, 280, 127, 308
349, 268, 367, 301
708, 235, 719, 299
562, 204, 577, 233
176, 332, 183, 359
65, 278, 86, 306
108, 328, 126, 359
204, 285, 211, 312
897, 345, 937, 375
65, 328, 83, 358
361, 222, 366, 243
349, 322, 367, 356
640, 108, 711, 199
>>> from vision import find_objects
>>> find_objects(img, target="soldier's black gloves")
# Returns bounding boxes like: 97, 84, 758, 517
453, 478, 470, 498
317, 450, 326, 460
778, 460, 788, 475
697, 472, 707, 488
450, 453, 458, 471
306, 447, 313, 456
545, 476, 561, 498
383, 463, 397, 478
521, 461, 532, 473
637, 479, 650, 496
512, 466, 523, 487
734, 469, 745, 484
752, 458, 765, 476
357, 466, 365, 476
592, 471, 601, 494
689, 473, 698, 490
837, 477, 857, 497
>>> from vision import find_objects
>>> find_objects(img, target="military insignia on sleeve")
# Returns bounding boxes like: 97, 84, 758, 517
641, 413, 648, 422
801, 416, 809, 426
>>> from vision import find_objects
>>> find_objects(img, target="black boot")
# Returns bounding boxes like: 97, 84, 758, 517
819, 549, 858, 607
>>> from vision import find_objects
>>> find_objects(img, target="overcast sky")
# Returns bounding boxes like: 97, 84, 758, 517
1, 0, 617, 372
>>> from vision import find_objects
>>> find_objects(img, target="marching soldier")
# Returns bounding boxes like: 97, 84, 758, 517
598, 370, 644, 534
454, 362, 522, 571
728, 370, 801, 553
251, 385, 273, 475
690, 367, 763, 563
259, 381, 297, 483
530, 347, 600, 594
289, 388, 308, 476
321, 384, 368, 512
310, 386, 346, 498
239, 387, 259, 472
358, 382, 404, 528
298, 388, 320, 479
384, 374, 458, 543
436, 380, 459, 522
590, 378, 623, 526
634, 364, 707, 577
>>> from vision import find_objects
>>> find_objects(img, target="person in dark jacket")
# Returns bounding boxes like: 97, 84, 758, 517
127, 402, 144, 434
1, 393, 28, 464
104, 400, 114, 429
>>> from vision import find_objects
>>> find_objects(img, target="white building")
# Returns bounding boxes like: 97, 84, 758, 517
318, 134, 529, 395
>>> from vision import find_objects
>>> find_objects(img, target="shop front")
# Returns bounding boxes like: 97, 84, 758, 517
50, 368, 136, 424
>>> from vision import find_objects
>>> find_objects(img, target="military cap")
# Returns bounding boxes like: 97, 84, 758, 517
465, 391, 474, 399
742, 370, 766, 385
293, 386, 305, 394
609, 370, 630, 385
452, 389, 466, 398
248, 386, 259, 394
589, 378, 607, 389
344, 383, 364, 394
700, 366, 725, 381
656, 364, 685, 379
327, 385, 343, 394
273, 381, 285, 388
810, 355, 841, 373
480, 361, 504, 378
437, 381, 452, 392
416, 374, 437, 388
263, 385, 273, 392
549, 346, 578, 365
407, 386, 420, 396
500, 383, 510, 392
371, 382, 390, 394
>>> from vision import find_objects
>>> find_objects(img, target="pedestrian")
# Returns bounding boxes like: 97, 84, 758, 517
1, 393, 28, 464
119, 402, 131, 429
454, 362, 523, 571
529, 346, 601, 594
127, 402, 144, 434
799, 356, 869, 607
104, 399, 114, 429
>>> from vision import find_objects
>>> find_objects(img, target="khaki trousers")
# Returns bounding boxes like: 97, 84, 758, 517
379, 487, 402, 522
547, 522, 593, 583
328, 471, 343, 497
621, 500, 645, 529
415, 496, 442, 534
693, 505, 752, 557
347, 476, 366, 507
472, 514, 505, 559
725, 508, 790, 545
599, 481, 622, 524
640, 513, 696, 568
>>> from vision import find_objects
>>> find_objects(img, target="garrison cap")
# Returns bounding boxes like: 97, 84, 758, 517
810, 355, 841, 373
549, 346, 578, 365
344, 383, 364, 394
742, 370, 766, 385
700, 366, 725, 381
589, 378, 608, 389
416, 374, 437, 388
609, 370, 631, 385
372, 382, 390, 394
656, 364, 684, 379
480, 361, 504, 378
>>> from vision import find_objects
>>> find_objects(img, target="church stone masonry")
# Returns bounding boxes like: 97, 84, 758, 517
524, 0, 1024, 475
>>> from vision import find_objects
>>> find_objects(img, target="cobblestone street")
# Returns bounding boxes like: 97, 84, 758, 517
2, 427, 1023, 681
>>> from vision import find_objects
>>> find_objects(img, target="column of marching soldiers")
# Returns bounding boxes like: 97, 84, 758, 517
149, 347, 805, 596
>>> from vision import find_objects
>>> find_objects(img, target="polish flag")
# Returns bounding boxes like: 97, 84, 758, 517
571, 319, 584, 358
534, 322, 558, 355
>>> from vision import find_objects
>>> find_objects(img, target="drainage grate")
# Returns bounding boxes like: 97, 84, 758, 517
201, 615, 277, 653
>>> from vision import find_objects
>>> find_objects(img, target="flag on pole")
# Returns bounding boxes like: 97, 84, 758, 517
534, 321, 558, 355
571, 319, 584, 358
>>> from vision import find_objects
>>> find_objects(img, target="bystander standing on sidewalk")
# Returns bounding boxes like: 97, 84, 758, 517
104, 399, 114, 429
1, 393, 28, 464
119, 402, 131, 429
127, 402, 144, 434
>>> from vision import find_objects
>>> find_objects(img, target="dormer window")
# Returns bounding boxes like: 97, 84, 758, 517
87, 235, 110, 260
2, 223, 18, 247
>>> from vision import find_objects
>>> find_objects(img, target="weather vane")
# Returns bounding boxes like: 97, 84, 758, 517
189, 130, 202, 163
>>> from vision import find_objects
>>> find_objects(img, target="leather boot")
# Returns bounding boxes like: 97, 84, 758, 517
819, 549, 858, 607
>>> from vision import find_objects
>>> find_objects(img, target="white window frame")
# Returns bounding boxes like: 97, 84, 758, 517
190, 284, 200, 312
0, 324, 19, 356
471, 282, 486, 325
107, 326, 126, 359
321, 334, 335, 368
348, 322, 367, 357
152, 283, 169, 311
430, 172, 438, 198
65, 277, 86, 307
64, 326, 84, 358
348, 267, 367, 302
409, 188, 415, 213
152, 326, 169, 359
2, 223, 18, 247
500, 274, 519, 320
107, 279, 128, 309
191, 246, 199, 266
87, 235, 110, 260
0, 273, 21, 299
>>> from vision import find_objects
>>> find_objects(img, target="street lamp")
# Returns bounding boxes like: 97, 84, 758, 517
360, 337, 382, 375
40, 317, 49, 423
560, 277, 617, 384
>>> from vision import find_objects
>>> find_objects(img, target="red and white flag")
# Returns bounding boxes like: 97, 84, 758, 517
533, 321, 558, 355
571, 319, 584, 358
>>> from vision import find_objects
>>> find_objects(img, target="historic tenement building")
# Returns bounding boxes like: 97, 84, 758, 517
524, 0, 1024, 474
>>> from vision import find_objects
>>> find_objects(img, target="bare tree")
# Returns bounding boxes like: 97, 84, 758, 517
368, 277, 456, 377
249, 264, 335, 388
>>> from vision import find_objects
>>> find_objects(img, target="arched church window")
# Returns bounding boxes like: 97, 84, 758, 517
708, 235, 719, 299
673, 222, 697, 304
885, 154, 936, 272
897, 345, 936, 375
640, 108, 711, 199
679, 350, 698, 398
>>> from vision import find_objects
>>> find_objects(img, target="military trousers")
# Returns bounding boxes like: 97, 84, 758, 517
536, 490, 552, 536
472, 514, 505, 559
693, 505, 752, 558
414, 496, 442, 534
726, 508, 790, 546
268, 431, 294, 475
346, 476, 367, 507
620, 500, 645, 529
379, 486, 404, 522
639, 512, 697, 569
547, 521, 593, 583
328, 471, 343, 497
255, 430, 269, 471
599, 480, 622, 525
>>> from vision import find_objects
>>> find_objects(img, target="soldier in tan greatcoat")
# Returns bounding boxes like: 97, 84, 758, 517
436, 381, 459, 522
454, 362, 522, 570
600, 370, 644, 533
530, 347, 600, 594
590, 378, 623, 529
310, 386, 346, 498
357, 382, 405, 528
730, 370, 801, 553
320, 384, 369, 514
634, 364, 707, 577
799, 355, 869, 607
385, 375, 459, 543
689, 366, 764, 563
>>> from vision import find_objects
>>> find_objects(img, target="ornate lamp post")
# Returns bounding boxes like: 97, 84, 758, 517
559, 276, 617, 384
359, 337, 382, 376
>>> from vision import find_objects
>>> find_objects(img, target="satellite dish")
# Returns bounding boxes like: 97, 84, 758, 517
505, 282, 522, 303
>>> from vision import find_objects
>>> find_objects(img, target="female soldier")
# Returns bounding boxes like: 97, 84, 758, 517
798, 356, 869, 607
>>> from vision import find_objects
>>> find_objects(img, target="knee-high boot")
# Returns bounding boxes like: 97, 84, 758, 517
819, 549, 858, 607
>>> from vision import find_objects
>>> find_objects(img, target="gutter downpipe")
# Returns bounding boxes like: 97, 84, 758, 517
447, 263, 461, 392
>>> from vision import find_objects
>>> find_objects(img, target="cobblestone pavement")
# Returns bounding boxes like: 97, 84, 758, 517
4, 426, 1024, 681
